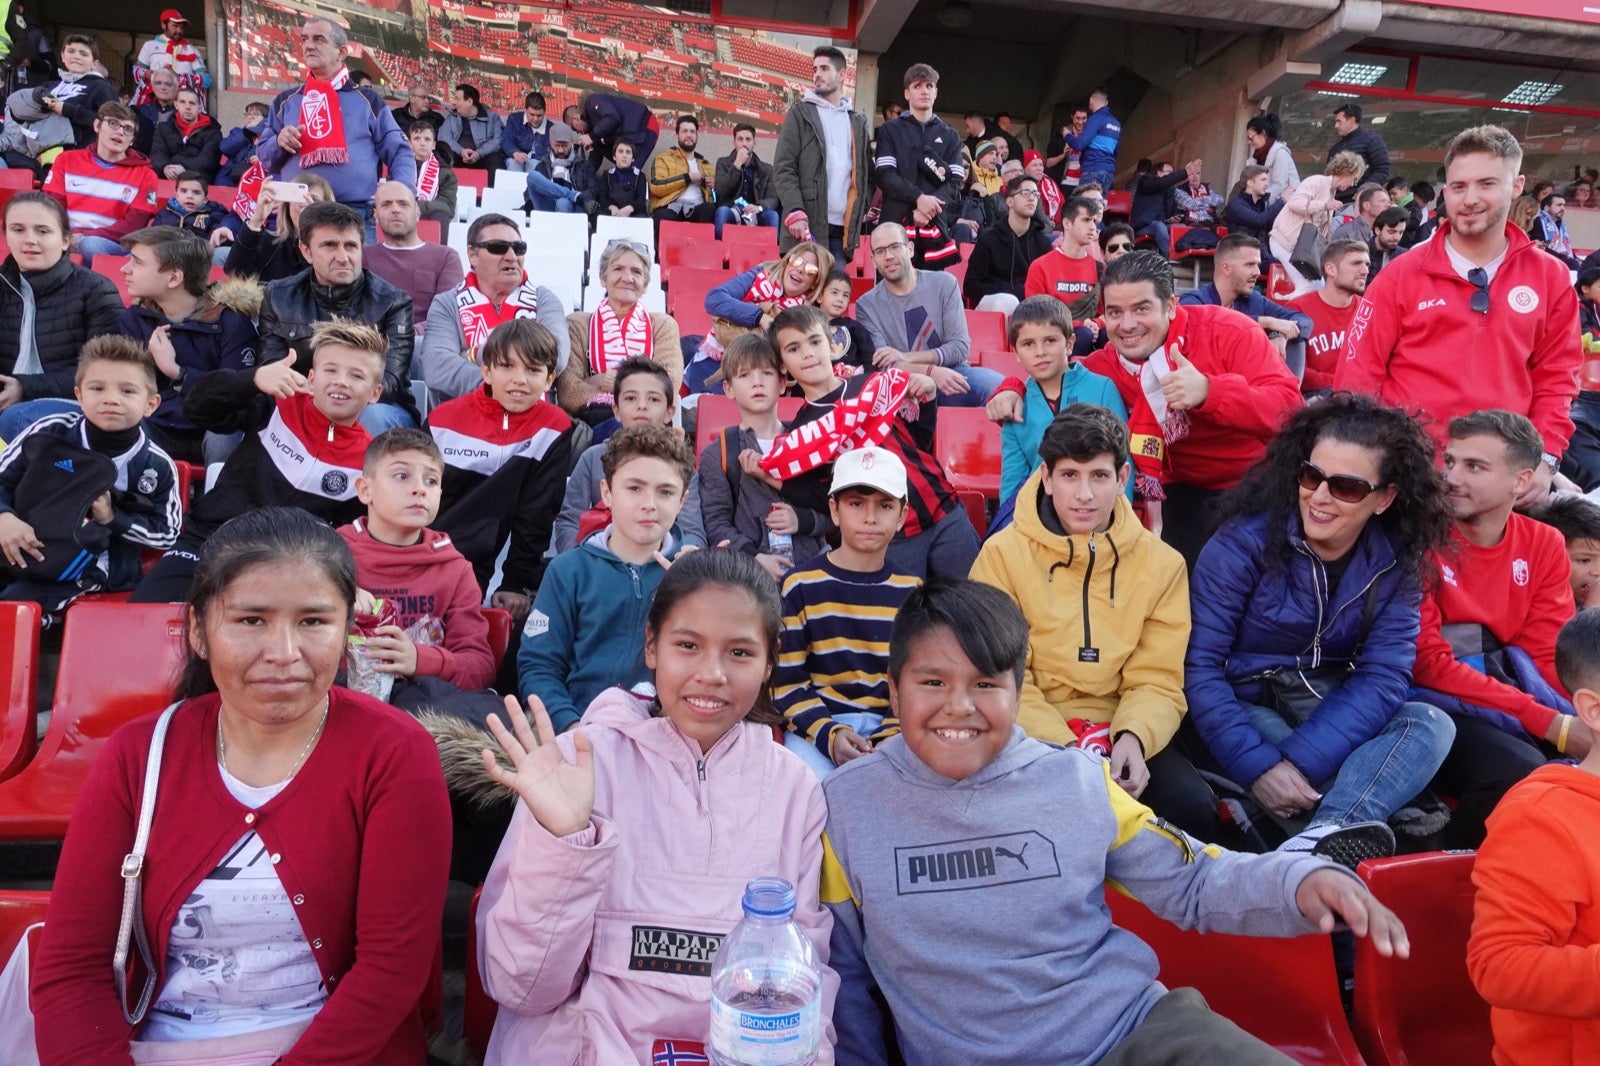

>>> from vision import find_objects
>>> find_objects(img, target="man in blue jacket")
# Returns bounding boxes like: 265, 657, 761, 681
1179, 234, 1311, 373
572, 92, 659, 168
500, 90, 552, 173
1067, 87, 1121, 191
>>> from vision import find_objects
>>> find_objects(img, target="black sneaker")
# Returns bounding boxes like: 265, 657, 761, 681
1279, 821, 1397, 870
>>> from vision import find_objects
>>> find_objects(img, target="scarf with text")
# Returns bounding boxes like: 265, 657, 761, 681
1039, 177, 1063, 223
586, 299, 653, 406
416, 153, 442, 201
231, 158, 266, 221
1112, 306, 1198, 502
745, 266, 809, 310
297, 67, 350, 167
455, 272, 539, 354
759, 368, 912, 480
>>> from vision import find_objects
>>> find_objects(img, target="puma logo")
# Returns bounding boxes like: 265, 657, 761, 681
895, 831, 1059, 894
993, 843, 1029, 870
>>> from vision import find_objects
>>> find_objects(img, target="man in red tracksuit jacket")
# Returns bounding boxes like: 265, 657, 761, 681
989, 251, 1303, 565
1336, 124, 1581, 509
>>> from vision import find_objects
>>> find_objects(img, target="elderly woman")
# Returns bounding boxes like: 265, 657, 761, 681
30, 507, 451, 1065
557, 238, 681, 423
1185, 395, 1456, 866
1269, 151, 1366, 295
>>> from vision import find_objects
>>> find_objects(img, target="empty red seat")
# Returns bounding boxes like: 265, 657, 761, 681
726, 244, 769, 273
1353, 852, 1490, 1066
1104, 189, 1133, 217
1106, 888, 1367, 1064
0, 168, 33, 191
155, 178, 178, 202
955, 488, 988, 536
694, 394, 740, 454
92, 256, 132, 305
934, 406, 1003, 499
454, 168, 489, 192
667, 266, 733, 338
964, 309, 1008, 353
465, 886, 498, 1056
0, 602, 187, 841
975, 350, 1025, 384
659, 234, 724, 284
0, 601, 41, 782
851, 236, 873, 279
724, 224, 777, 264
417, 218, 442, 244
0, 889, 48, 957
483, 607, 512, 667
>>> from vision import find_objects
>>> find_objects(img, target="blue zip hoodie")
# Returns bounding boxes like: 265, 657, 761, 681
1000, 364, 1127, 503
1066, 105, 1121, 175
517, 526, 677, 732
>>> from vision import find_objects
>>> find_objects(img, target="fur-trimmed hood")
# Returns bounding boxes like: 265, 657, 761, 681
129, 275, 263, 325
417, 709, 517, 810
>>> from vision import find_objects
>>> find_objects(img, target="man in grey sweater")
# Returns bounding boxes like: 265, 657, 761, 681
822, 579, 1411, 1066
855, 223, 1003, 407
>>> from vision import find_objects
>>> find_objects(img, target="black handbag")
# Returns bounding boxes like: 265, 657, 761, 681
1257, 583, 1379, 727
1289, 222, 1325, 279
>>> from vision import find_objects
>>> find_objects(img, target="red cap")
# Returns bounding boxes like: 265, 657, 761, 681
160, 9, 189, 23
1022, 149, 1043, 167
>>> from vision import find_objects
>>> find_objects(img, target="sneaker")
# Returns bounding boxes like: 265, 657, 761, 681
1389, 789, 1451, 838
1278, 821, 1396, 870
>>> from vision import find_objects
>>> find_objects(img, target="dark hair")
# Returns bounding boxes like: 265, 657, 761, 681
822, 267, 851, 290
455, 83, 480, 106
963, 110, 985, 122
1004, 173, 1037, 197
5, 190, 69, 237
769, 304, 830, 351
1385, 176, 1410, 194
1215, 233, 1260, 259
600, 420, 695, 489
97, 101, 137, 125
61, 33, 98, 59
889, 578, 1029, 686
1221, 392, 1452, 571
1038, 403, 1129, 473
1061, 195, 1096, 224
1412, 180, 1435, 204
175, 86, 201, 102
1447, 410, 1544, 471
1101, 250, 1175, 302
482, 318, 558, 375
646, 548, 783, 724
297, 200, 363, 244
245, 101, 269, 117
1076, 181, 1104, 197
903, 62, 939, 90
1007, 294, 1072, 347
466, 212, 521, 246
1099, 222, 1135, 250
364, 426, 441, 473
1321, 237, 1369, 274
176, 508, 357, 699
812, 45, 847, 70
1334, 103, 1363, 123
1534, 495, 1600, 547
524, 90, 546, 109
611, 136, 636, 158
407, 120, 435, 139
721, 332, 782, 379
1556, 609, 1600, 694
173, 170, 207, 190
732, 122, 755, 138
1373, 206, 1409, 230
77, 334, 158, 391
1246, 113, 1281, 140
613, 356, 674, 408
1540, 193, 1561, 210
675, 114, 698, 131
120, 226, 209, 296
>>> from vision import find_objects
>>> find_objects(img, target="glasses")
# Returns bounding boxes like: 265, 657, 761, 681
101, 120, 137, 136
871, 241, 909, 257
605, 238, 651, 257
1298, 461, 1384, 503
471, 240, 527, 256
1468, 266, 1490, 315
789, 260, 820, 275
1105, 241, 1133, 252
1010, 187, 1040, 199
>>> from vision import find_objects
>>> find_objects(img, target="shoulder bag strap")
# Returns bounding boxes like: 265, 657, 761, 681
114, 701, 180, 1025
1350, 580, 1381, 660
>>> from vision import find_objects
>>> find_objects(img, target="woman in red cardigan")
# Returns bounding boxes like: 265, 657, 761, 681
30, 506, 452, 1066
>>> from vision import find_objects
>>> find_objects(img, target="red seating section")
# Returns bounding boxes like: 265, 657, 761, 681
934, 407, 1003, 500
484, 607, 512, 667
694, 394, 803, 455
1106, 887, 1367, 1064
0, 168, 33, 191
92, 256, 132, 305
455, 168, 489, 192
465, 886, 497, 1056
975, 349, 1026, 384
1353, 853, 1491, 1066
0, 602, 186, 841
1104, 189, 1133, 218
0, 889, 48, 958
0, 601, 40, 782
660, 226, 724, 285
955, 488, 988, 537
667, 266, 732, 338
417, 218, 442, 244
964, 309, 1008, 354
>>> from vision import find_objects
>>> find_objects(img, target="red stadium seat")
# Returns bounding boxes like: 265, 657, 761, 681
851, 236, 873, 279
723, 224, 778, 266
483, 607, 512, 667
465, 886, 498, 1057
666, 266, 732, 338
955, 488, 988, 537
454, 168, 489, 192
946, 256, 969, 294
694, 394, 739, 454
964, 309, 1008, 354
1104, 189, 1133, 218
661, 220, 718, 257
659, 236, 724, 285
1106, 888, 1367, 1064
934, 407, 1003, 499
92, 257, 132, 305
155, 178, 178, 202
0, 602, 186, 841
417, 218, 442, 244
1353, 853, 1490, 1066
0, 889, 48, 958
0, 601, 41, 782
208, 265, 227, 284
1170, 224, 1227, 286
975, 350, 1025, 383
726, 243, 770, 274
848, 275, 873, 308
207, 184, 235, 205
0, 168, 32, 191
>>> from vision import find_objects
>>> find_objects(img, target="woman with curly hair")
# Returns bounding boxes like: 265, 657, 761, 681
1183, 393, 1457, 866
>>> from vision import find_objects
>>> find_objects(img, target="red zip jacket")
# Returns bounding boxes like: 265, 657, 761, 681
1335, 222, 1581, 456
339, 518, 497, 691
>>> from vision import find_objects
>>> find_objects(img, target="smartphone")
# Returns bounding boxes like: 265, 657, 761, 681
263, 180, 311, 204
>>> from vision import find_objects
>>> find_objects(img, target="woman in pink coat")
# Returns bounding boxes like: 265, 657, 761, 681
1270, 151, 1368, 295
475, 549, 838, 1065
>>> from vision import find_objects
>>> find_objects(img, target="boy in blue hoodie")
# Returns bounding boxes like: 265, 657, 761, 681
517, 422, 695, 732
153, 171, 235, 247
822, 578, 1412, 1065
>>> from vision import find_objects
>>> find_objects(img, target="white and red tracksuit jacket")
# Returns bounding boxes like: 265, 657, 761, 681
44, 146, 159, 240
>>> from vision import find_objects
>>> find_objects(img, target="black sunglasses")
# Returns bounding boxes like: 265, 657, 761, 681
1468, 266, 1490, 315
1105, 241, 1133, 252
1298, 461, 1384, 503
471, 239, 527, 256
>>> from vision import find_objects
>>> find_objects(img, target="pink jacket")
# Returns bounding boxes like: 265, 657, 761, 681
476, 688, 838, 1065
1270, 173, 1343, 252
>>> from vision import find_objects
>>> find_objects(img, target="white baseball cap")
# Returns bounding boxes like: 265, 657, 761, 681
830, 446, 907, 500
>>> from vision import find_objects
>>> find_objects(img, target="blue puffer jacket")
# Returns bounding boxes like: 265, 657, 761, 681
1185, 511, 1422, 788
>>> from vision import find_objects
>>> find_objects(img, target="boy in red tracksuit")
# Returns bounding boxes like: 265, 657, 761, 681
44, 100, 158, 266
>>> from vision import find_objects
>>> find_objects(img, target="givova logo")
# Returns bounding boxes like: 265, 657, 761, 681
894, 830, 1060, 895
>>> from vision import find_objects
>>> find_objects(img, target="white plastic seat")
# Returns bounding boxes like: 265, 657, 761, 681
491, 168, 526, 191
525, 212, 591, 260
592, 215, 654, 257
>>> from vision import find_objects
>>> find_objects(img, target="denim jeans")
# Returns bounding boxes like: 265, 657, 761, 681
783, 710, 886, 780
938, 362, 1006, 407
74, 235, 127, 269
1079, 169, 1115, 194
1137, 219, 1171, 259
1243, 701, 1455, 827
712, 206, 779, 239
0, 397, 77, 441
358, 402, 417, 434
525, 170, 580, 213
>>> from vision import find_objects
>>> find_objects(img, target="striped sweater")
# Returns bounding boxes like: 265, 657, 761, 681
773, 554, 921, 756
43, 146, 158, 239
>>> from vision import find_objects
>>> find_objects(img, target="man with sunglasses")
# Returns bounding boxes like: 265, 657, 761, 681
418, 213, 569, 407
43, 101, 158, 267
1337, 125, 1580, 510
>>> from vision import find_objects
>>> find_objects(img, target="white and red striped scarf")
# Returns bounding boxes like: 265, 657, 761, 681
759, 369, 912, 480
416, 154, 442, 201
454, 272, 539, 354
586, 299, 652, 406
745, 267, 809, 311
1040, 178, 1063, 224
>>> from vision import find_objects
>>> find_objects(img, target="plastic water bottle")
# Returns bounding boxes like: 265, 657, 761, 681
709, 878, 821, 1066
767, 505, 793, 562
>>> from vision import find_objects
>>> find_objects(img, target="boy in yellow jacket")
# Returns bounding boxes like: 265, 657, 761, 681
970, 403, 1222, 842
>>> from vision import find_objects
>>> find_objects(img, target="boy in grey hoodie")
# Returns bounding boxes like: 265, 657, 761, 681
820, 579, 1410, 1065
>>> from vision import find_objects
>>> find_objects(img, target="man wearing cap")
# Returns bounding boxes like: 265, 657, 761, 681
524, 123, 595, 214
134, 10, 210, 109
257, 16, 415, 237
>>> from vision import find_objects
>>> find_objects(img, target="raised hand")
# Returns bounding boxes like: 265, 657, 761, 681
483, 695, 595, 837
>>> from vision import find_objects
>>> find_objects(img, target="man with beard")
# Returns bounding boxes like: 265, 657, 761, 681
1337, 125, 1581, 511
1367, 206, 1409, 276
772, 45, 870, 262
648, 114, 716, 224
1286, 239, 1368, 394
363, 181, 463, 332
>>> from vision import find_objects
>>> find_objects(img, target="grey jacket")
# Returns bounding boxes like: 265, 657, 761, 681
771, 95, 870, 252
417, 285, 570, 407
822, 733, 1348, 1065
551, 441, 705, 555
695, 425, 827, 559
439, 106, 505, 160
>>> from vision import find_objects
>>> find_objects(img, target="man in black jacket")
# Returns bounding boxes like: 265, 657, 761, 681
1326, 103, 1391, 202
151, 88, 222, 183
1130, 159, 1198, 260
713, 123, 780, 238
963, 174, 1052, 314
873, 62, 964, 270
256, 201, 418, 431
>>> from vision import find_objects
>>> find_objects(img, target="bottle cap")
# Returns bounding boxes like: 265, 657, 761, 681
741, 877, 797, 918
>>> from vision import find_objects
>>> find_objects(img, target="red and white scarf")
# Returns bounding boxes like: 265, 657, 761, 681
1040, 178, 1063, 224
745, 267, 809, 311
454, 273, 540, 353
759, 369, 912, 480
232, 158, 266, 222
416, 153, 442, 201
586, 299, 653, 406
298, 67, 351, 167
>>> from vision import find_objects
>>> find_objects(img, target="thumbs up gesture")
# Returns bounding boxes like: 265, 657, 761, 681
1159, 350, 1210, 411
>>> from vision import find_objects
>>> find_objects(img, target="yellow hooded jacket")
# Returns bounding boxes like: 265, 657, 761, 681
969, 466, 1190, 756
